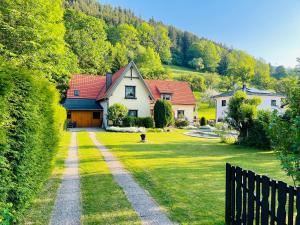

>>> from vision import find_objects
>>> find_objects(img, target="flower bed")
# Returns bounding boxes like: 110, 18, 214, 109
106, 126, 146, 133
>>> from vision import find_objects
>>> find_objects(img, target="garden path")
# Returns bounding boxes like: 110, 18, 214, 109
50, 132, 81, 225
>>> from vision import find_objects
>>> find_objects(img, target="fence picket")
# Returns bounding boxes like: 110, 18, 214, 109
261, 176, 270, 225
247, 170, 255, 225
270, 180, 276, 225
255, 175, 261, 225
296, 188, 300, 225
236, 167, 242, 225
288, 186, 295, 225
242, 170, 247, 224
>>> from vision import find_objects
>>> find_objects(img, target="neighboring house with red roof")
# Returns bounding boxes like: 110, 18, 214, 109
63, 61, 197, 128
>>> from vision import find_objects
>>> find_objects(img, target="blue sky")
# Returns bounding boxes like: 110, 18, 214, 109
100, 0, 300, 68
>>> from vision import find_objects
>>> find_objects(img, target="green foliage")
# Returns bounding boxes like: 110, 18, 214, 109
224, 50, 256, 84
111, 43, 129, 73
252, 59, 271, 88
269, 82, 300, 185
175, 119, 189, 128
0, 0, 78, 93
135, 46, 169, 79
176, 74, 206, 92
122, 116, 154, 128
64, 9, 111, 74
226, 91, 261, 144
272, 65, 288, 79
107, 103, 128, 126
271, 76, 298, 94
154, 100, 173, 128
0, 62, 66, 221
187, 40, 221, 72
188, 57, 204, 71
200, 117, 207, 126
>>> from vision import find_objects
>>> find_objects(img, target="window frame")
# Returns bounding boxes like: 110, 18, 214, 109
74, 90, 80, 96
128, 110, 138, 117
162, 94, 172, 101
221, 100, 227, 107
177, 110, 185, 118
271, 99, 277, 107
125, 85, 136, 99
67, 111, 71, 119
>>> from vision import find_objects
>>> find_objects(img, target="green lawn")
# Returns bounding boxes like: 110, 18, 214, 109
77, 132, 141, 225
164, 64, 205, 79
21, 132, 71, 224
194, 91, 216, 120
96, 130, 292, 225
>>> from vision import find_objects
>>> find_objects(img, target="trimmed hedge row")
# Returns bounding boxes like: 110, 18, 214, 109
0, 62, 66, 222
122, 116, 154, 128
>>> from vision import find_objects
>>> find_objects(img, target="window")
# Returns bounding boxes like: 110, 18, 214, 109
128, 110, 138, 117
177, 110, 184, 118
93, 111, 101, 119
125, 86, 136, 99
222, 100, 226, 107
67, 111, 71, 119
162, 94, 172, 100
271, 99, 277, 107
74, 90, 80, 96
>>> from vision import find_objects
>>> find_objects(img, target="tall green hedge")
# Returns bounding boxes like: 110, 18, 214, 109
0, 62, 66, 222
153, 100, 173, 128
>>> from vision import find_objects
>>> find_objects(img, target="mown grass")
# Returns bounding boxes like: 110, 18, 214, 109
164, 64, 204, 79
194, 91, 216, 120
21, 132, 71, 225
77, 132, 141, 225
96, 130, 292, 225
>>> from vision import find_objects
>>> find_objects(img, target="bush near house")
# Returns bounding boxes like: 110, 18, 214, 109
154, 99, 174, 128
122, 116, 154, 128
175, 119, 189, 128
107, 103, 128, 126
200, 117, 207, 126
0, 62, 65, 222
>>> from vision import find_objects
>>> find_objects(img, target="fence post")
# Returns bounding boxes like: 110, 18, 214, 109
247, 170, 255, 225
225, 163, 232, 225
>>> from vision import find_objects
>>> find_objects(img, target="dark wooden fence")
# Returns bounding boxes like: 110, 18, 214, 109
225, 163, 300, 225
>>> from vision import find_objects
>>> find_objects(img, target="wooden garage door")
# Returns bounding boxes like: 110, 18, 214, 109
70, 111, 103, 127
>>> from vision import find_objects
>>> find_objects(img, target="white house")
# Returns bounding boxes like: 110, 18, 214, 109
213, 85, 286, 122
63, 61, 197, 128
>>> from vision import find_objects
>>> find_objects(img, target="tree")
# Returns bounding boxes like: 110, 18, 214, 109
107, 103, 128, 126
153, 25, 172, 64
226, 91, 261, 143
111, 43, 128, 73
137, 22, 155, 49
176, 74, 206, 92
64, 9, 111, 74
252, 59, 270, 88
154, 100, 173, 128
134, 46, 168, 80
187, 40, 221, 72
0, 0, 78, 91
225, 50, 256, 84
272, 65, 288, 79
271, 77, 298, 94
269, 81, 300, 185
188, 58, 204, 71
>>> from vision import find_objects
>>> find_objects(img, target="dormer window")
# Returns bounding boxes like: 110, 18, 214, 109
162, 94, 172, 101
74, 90, 80, 96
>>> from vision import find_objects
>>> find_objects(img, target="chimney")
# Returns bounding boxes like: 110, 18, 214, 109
242, 84, 246, 91
106, 72, 112, 91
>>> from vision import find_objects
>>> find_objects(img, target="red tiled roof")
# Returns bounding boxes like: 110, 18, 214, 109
145, 80, 196, 105
67, 68, 196, 105
66, 74, 105, 99
96, 66, 127, 100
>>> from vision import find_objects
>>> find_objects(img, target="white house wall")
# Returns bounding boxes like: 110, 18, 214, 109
108, 68, 151, 118
172, 104, 195, 122
215, 95, 285, 121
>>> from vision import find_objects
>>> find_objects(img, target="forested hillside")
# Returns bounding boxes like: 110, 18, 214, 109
64, 0, 299, 94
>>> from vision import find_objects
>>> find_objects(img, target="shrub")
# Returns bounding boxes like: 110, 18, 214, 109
122, 116, 136, 127
154, 100, 173, 128
140, 117, 154, 128
175, 119, 189, 128
107, 103, 128, 126
200, 117, 207, 126
0, 62, 65, 221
